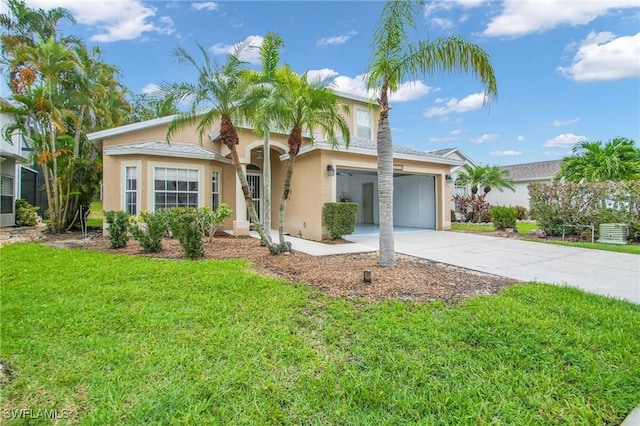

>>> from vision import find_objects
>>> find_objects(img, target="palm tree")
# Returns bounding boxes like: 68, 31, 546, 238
557, 138, 640, 182
243, 32, 286, 244
366, 0, 498, 266
273, 69, 350, 252
457, 164, 515, 195
163, 44, 277, 252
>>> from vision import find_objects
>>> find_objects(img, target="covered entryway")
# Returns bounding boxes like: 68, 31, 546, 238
336, 169, 436, 233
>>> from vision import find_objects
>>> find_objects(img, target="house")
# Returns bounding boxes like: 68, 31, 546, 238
0, 113, 48, 227
87, 92, 463, 241
486, 159, 562, 210
428, 147, 476, 211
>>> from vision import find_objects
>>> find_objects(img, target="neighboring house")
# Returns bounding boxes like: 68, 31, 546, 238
428, 147, 477, 211
88, 92, 463, 241
486, 160, 562, 210
0, 113, 47, 227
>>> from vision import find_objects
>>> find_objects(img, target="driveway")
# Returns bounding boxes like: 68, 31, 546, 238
348, 231, 640, 304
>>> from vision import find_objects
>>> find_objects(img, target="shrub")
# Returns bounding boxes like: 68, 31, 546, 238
514, 205, 527, 220
491, 206, 517, 229
450, 209, 457, 222
129, 210, 168, 253
452, 194, 491, 223
15, 199, 39, 226
529, 181, 640, 241
104, 210, 130, 249
168, 207, 203, 259
323, 202, 358, 239
197, 204, 233, 241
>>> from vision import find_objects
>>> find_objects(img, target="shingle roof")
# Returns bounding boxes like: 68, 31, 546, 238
500, 160, 562, 181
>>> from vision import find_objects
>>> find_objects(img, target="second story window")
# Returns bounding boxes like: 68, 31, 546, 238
356, 108, 372, 139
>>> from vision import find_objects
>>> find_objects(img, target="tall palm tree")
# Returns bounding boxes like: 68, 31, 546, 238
273, 69, 350, 252
557, 138, 640, 182
243, 32, 286, 243
164, 44, 277, 252
457, 164, 515, 195
366, 0, 498, 266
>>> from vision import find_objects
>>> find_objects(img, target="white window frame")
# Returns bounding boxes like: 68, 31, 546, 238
1, 174, 14, 214
355, 107, 372, 139
211, 169, 221, 211
124, 165, 138, 215
151, 165, 202, 211
121, 161, 141, 215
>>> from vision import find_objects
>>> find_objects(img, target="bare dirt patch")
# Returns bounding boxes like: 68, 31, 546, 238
3, 227, 518, 302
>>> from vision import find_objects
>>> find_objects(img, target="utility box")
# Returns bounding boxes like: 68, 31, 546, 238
597, 223, 629, 245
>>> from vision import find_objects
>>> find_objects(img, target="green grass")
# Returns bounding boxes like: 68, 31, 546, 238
522, 238, 640, 255
451, 221, 538, 234
87, 200, 103, 228
2, 244, 639, 424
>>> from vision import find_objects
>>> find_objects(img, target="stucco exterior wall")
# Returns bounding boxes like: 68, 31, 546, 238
485, 181, 540, 210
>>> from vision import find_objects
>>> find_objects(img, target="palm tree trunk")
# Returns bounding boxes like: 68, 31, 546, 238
377, 115, 395, 266
262, 131, 272, 242
277, 154, 296, 252
221, 117, 277, 252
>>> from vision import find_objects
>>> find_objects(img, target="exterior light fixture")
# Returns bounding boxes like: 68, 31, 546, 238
445, 174, 453, 182
326, 164, 335, 176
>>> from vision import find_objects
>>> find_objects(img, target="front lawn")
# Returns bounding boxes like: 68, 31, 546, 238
451, 222, 537, 234
1, 244, 639, 424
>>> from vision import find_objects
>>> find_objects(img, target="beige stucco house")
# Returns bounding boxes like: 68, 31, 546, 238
88, 92, 462, 241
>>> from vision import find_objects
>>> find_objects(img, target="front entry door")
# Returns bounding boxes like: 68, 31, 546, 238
247, 173, 262, 224
362, 182, 374, 224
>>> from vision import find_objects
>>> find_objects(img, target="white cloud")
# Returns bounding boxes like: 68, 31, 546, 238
425, 0, 485, 15
308, 71, 432, 102
316, 31, 358, 46
25, 0, 175, 42
423, 92, 486, 117
191, 2, 218, 11
471, 134, 498, 144
432, 18, 455, 30
543, 133, 588, 148
210, 35, 264, 64
483, 0, 640, 38
517, 135, 527, 141
429, 136, 460, 143
558, 32, 640, 82
552, 117, 580, 127
141, 83, 161, 94
450, 128, 464, 135
490, 150, 522, 156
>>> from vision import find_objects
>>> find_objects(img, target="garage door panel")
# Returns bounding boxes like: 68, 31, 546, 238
393, 175, 435, 229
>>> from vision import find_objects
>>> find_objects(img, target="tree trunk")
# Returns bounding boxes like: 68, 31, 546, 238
262, 131, 272, 242
221, 117, 277, 252
277, 128, 302, 253
377, 115, 395, 266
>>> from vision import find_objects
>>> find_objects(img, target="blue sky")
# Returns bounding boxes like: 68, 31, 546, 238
6, 0, 640, 165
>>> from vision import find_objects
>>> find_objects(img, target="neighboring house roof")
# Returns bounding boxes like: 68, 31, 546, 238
428, 147, 477, 169
286, 136, 464, 166
500, 160, 562, 182
104, 141, 230, 162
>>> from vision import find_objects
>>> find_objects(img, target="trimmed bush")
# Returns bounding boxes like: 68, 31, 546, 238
514, 205, 527, 220
15, 199, 39, 226
129, 210, 168, 253
491, 206, 517, 229
104, 210, 130, 249
168, 207, 204, 260
323, 202, 358, 239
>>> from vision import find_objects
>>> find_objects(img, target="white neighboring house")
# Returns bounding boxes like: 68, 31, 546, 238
428, 147, 477, 211
0, 113, 29, 226
486, 160, 562, 210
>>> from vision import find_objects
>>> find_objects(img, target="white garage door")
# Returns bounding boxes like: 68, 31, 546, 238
393, 175, 436, 229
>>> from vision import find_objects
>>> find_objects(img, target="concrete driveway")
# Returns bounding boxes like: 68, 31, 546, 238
348, 231, 640, 304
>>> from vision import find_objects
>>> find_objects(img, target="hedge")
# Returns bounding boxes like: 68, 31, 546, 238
323, 202, 358, 239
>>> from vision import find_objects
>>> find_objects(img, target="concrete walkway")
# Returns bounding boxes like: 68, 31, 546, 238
252, 229, 639, 304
